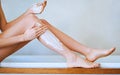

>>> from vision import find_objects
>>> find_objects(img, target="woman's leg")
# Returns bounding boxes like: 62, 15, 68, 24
39, 19, 116, 62
36, 23, 99, 68
0, 13, 99, 68
0, 1, 47, 62
0, 14, 38, 62
0, 42, 29, 62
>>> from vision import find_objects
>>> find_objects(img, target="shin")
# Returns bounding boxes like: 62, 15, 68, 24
37, 23, 75, 61
41, 30, 64, 51
37, 27, 100, 68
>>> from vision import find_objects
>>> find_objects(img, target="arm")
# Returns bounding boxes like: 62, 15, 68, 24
0, 25, 47, 48
0, 34, 25, 48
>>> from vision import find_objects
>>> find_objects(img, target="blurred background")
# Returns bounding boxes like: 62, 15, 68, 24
1, 0, 120, 55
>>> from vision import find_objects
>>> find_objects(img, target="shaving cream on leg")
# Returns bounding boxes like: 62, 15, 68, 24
35, 23, 64, 51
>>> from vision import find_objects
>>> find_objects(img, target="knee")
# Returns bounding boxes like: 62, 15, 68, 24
39, 19, 51, 26
25, 14, 49, 25
22, 14, 39, 28
25, 14, 46, 25
39, 19, 48, 24
25, 14, 38, 22
40, 19, 47, 22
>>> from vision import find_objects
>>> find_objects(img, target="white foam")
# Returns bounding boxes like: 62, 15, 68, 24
35, 22, 64, 51
32, 4, 42, 13
40, 30, 64, 51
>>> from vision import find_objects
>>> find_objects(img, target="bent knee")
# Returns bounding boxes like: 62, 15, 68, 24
39, 19, 51, 26
25, 14, 37, 21
39, 19, 48, 23
39, 19, 46, 21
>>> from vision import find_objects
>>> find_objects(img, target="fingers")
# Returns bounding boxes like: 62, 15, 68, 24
36, 25, 48, 37
23, 23, 47, 41
32, 25, 48, 37
37, 25, 47, 35
33, 24, 47, 32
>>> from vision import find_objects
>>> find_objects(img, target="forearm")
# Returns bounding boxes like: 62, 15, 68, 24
0, 35, 25, 48
0, 23, 47, 48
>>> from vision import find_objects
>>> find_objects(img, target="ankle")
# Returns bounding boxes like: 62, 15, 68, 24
84, 48, 93, 57
64, 51, 77, 62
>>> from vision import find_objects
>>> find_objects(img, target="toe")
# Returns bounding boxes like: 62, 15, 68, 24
95, 63, 100, 68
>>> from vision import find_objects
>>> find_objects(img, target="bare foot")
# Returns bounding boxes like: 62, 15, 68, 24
29, 0, 47, 14
86, 47, 116, 62
67, 55, 100, 68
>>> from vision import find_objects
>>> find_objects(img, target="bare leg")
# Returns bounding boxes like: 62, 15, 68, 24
39, 19, 116, 62
36, 23, 99, 68
0, 42, 29, 62
0, 14, 99, 68
0, 1, 47, 62
0, 14, 37, 62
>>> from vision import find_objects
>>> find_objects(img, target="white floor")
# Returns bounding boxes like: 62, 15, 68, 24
1, 55, 120, 68
0, 74, 120, 75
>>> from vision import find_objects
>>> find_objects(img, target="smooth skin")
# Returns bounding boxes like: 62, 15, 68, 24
0, 0, 115, 68
40, 19, 116, 62
0, 1, 47, 61
0, 1, 100, 68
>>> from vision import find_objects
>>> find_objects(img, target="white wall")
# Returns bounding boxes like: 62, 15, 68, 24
1, 0, 120, 55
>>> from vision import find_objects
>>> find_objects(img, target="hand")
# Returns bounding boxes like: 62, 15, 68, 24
22, 24, 47, 41
27, 0, 47, 14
